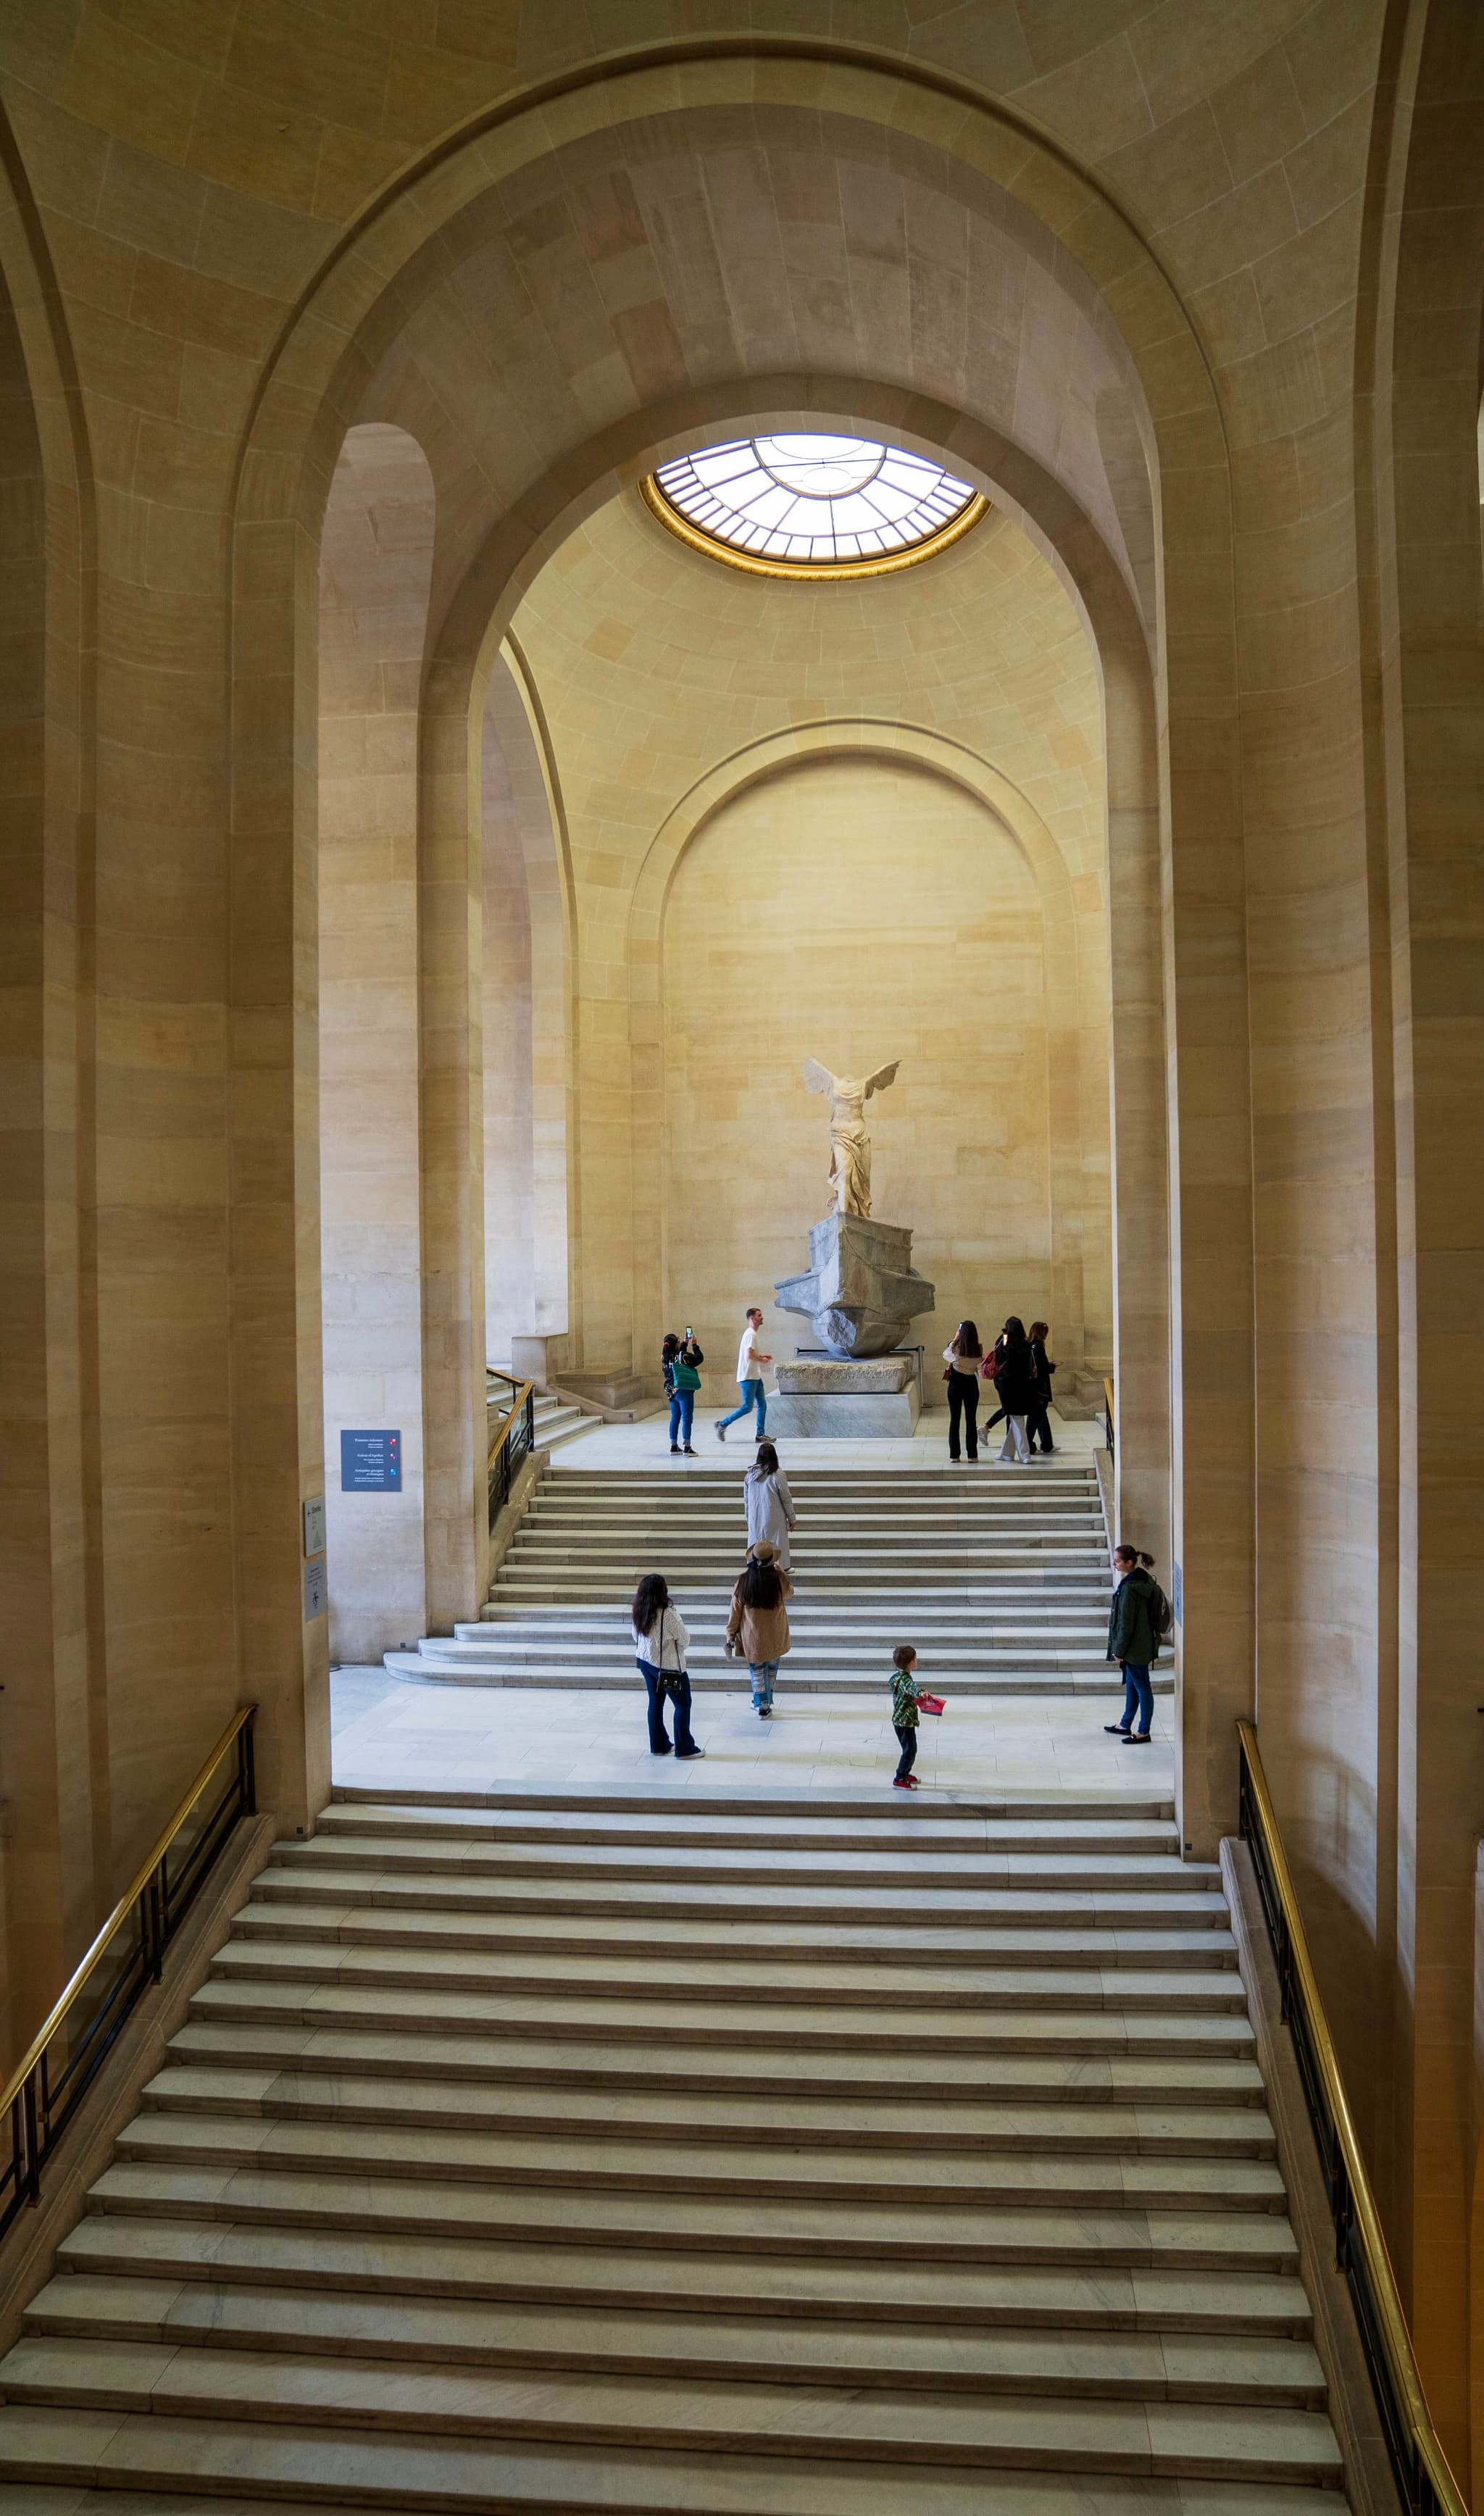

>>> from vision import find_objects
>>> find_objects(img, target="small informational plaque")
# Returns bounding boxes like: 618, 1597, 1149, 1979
340, 1429, 401, 1492
1172, 1561, 1183, 1625
304, 1559, 328, 1620
302, 1494, 326, 1557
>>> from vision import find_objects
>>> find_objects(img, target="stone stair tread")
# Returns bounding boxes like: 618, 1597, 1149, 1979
166, 2018, 1264, 2098
114, 2111, 1288, 2207
188, 1978, 1256, 2053
251, 1870, 1233, 1923
25, 2278, 1325, 2404
0, 2339, 1344, 2480
57, 2220, 1309, 2330
88, 2160, 1303, 2268
207, 1941, 1247, 2006
141, 2065, 1277, 2156
263, 1837, 1201, 1880
316, 1802, 1176, 1841
227, 1905, 1236, 1965
299, 1844, 1193, 1880
0, 2404, 1353, 2511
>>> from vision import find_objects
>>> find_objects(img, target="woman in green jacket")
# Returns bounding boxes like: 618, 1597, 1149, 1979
1105, 1544, 1160, 1744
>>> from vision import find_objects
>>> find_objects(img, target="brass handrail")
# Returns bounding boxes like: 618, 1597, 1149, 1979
1101, 1374, 1114, 1459
488, 1378, 536, 1469
2, 1704, 257, 2238
1, 1706, 255, 2118
488, 1378, 537, 1530
1236, 1720, 1467, 2516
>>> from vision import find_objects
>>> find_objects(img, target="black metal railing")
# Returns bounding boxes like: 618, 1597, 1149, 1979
1236, 1720, 1465, 2516
1, 1707, 256, 2244
488, 1379, 536, 1529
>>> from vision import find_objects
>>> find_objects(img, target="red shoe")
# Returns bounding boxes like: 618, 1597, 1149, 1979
893, 1774, 920, 1788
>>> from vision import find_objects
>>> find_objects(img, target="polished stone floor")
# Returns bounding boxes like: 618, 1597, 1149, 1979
331, 1675, 1172, 1803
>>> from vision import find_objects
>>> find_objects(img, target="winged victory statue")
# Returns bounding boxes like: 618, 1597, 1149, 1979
801, 1057, 901, 1220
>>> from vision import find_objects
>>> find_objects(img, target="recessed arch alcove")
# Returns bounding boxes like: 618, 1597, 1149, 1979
654, 743, 1111, 1396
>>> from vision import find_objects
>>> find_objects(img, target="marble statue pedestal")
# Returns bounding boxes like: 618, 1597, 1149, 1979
767, 1348, 925, 1440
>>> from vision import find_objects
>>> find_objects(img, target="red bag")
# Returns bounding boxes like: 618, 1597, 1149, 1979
917, 1692, 946, 1717
980, 1353, 999, 1380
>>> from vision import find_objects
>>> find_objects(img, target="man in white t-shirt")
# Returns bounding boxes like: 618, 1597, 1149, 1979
716, 1306, 772, 1441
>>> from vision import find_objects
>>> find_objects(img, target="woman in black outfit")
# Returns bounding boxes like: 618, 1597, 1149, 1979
1026, 1320, 1056, 1454
942, 1320, 984, 1462
991, 1316, 1034, 1464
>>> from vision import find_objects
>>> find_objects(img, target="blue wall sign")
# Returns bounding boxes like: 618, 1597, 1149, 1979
341, 1429, 402, 1492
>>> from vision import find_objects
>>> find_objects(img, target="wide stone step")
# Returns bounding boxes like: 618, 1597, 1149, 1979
139, 2065, 1276, 2160
207, 1938, 1243, 2004
0, 2407, 1349, 2513
0, 2341, 1343, 2485
250, 1865, 1230, 1928
86, 2157, 1300, 2270
113, 2109, 1288, 2211
226, 1901, 1233, 1967
188, 1977, 1257, 2058
166, 2015, 1264, 2103
57, 2215, 1311, 2330
436, 1633, 1115, 1665
281, 1833, 1199, 1886
314, 1801, 1182, 1848
23, 2275, 1325, 2407
483, 1590, 1112, 1610
307, 1799, 1177, 1849
480, 1607, 1114, 1630
385, 1659, 1164, 1695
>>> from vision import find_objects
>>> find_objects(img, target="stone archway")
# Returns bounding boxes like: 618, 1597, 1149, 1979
226, 49, 1220, 1849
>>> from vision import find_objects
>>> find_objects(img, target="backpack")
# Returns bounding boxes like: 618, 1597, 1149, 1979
1149, 1581, 1175, 1643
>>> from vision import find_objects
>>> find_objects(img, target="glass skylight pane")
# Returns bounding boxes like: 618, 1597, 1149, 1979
651, 431, 979, 570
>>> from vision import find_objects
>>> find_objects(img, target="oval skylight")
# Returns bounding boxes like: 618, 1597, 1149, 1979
643, 433, 986, 578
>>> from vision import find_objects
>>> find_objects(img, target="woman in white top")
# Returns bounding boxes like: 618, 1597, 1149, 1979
943, 1319, 984, 1462
744, 1440, 797, 1568
630, 1573, 704, 1758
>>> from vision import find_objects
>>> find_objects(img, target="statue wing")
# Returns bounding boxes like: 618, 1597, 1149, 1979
862, 1060, 900, 1099
801, 1059, 835, 1097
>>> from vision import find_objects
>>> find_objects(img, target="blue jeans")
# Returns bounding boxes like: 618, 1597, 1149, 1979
750, 1659, 779, 1708
1117, 1662, 1154, 1736
639, 1663, 699, 1755
720, 1378, 766, 1434
668, 1388, 695, 1444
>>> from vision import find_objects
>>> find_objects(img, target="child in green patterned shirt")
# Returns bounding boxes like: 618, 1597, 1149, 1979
890, 1643, 922, 1789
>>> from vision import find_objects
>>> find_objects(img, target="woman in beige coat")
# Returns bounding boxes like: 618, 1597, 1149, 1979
725, 1540, 793, 1718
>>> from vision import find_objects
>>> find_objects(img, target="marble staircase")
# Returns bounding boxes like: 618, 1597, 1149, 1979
0, 1787, 1351, 2510
388, 1459, 1160, 1696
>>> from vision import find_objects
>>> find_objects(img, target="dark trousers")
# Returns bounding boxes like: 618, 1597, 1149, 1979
946, 1373, 978, 1459
893, 1721, 918, 1780
1026, 1401, 1054, 1452
640, 1664, 699, 1754
667, 1388, 695, 1444
1117, 1662, 1154, 1736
